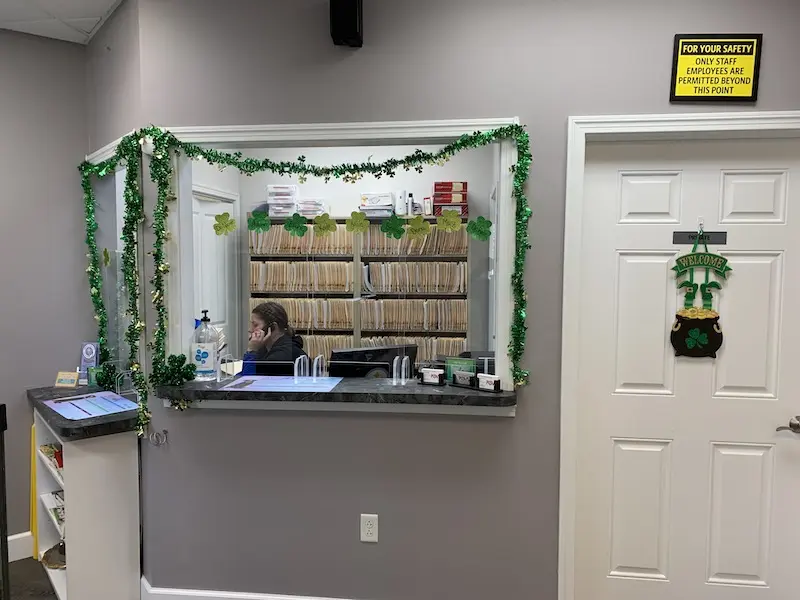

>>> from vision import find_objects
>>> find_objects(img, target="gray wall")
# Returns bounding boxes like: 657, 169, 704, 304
86, 0, 141, 149
0, 31, 93, 536
132, 0, 800, 598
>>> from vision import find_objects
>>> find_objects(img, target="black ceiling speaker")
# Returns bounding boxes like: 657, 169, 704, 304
330, 0, 362, 47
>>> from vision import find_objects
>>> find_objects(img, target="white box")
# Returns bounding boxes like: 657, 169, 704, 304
360, 192, 394, 208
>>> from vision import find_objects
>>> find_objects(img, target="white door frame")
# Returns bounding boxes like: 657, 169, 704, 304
559, 110, 800, 600
87, 118, 521, 390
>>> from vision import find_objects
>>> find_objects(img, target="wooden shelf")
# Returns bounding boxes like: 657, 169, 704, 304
361, 255, 468, 262
361, 330, 467, 336
294, 328, 354, 335
266, 215, 468, 224
40, 492, 65, 538
251, 254, 467, 262
39, 551, 67, 600
366, 292, 468, 299
251, 291, 355, 298
37, 448, 64, 488
251, 254, 353, 261
251, 291, 467, 299
289, 328, 467, 336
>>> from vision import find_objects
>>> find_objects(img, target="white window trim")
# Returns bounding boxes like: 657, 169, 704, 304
560, 110, 800, 600
87, 118, 521, 390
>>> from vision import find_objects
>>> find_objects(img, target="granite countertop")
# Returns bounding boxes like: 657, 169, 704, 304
157, 376, 516, 407
27, 386, 139, 441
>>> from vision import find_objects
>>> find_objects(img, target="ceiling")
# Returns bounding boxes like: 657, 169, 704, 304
0, 0, 122, 45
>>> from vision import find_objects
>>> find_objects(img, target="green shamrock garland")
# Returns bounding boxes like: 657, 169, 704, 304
406, 215, 431, 240
381, 214, 406, 239
437, 209, 463, 233
313, 213, 337, 237
284, 213, 309, 237
467, 216, 492, 241
213, 213, 236, 235
247, 211, 271, 233
345, 211, 369, 233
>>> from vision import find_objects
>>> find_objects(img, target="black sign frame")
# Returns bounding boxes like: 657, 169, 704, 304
670, 33, 763, 103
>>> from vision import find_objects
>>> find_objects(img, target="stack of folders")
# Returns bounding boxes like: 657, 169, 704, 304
267, 185, 298, 218
362, 225, 468, 256
360, 337, 467, 364
250, 224, 354, 255
363, 262, 467, 294
303, 335, 355, 362
250, 261, 353, 292
248, 298, 355, 330
359, 299, 468, 332
297, 198, 327, 218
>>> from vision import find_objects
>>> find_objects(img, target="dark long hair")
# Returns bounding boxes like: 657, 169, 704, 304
251, 301, 301, 345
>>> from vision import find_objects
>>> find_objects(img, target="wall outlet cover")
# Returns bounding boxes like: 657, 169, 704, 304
360, 513, 378, 543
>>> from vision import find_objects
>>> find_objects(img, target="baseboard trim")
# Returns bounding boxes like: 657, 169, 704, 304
142, 577, 353, 600
8, 531, 33, 562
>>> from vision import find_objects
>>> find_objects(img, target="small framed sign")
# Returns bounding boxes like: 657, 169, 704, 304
55, 371, 79, 388
670, 34, 763, 102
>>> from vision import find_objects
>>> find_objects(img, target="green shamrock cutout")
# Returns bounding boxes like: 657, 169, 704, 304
213, 212, 236, 236
313, 213, 337, 237
437, 209, 463, 233
380, 214, 406, 240
284, 213, 308, 238
102, 248, 111, 267
466, 216, 492, 241
685, 328, 708, 349
247, 211, 271, 233
345, 211, 369, 234
406, 215, 431, 241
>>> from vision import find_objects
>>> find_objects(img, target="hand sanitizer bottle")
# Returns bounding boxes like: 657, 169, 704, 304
191, 310, 219, 381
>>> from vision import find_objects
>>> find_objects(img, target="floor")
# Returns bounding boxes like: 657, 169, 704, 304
7, 559, 56, 599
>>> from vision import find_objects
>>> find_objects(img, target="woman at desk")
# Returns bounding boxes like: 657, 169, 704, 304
241, 302, 308, 375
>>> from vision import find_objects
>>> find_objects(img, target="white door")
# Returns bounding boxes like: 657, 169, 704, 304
574, 138, 800, 600
192, 195, 239, 355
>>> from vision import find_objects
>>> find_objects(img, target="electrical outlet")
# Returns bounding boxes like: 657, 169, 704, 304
360, 513, 378, 543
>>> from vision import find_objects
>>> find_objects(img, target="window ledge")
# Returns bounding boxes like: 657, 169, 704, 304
156, 379, 516, 417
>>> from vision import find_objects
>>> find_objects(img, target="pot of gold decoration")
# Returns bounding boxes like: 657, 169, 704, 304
670, 229, 732, 359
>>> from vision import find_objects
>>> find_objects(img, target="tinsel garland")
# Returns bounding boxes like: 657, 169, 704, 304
80, 124, 532, 426
118, 138, 150, 432
79, 163, 111, 365
146, 133, 173, 390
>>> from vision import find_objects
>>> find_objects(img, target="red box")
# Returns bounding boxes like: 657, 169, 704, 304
434, 204, 469, 217
434, 181, 468, 193
432, 192, 467, 204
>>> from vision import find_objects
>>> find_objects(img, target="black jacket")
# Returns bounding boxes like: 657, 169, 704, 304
241, 334, 308, 376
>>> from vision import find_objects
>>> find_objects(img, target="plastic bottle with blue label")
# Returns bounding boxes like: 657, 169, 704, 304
191, 309, 219, 381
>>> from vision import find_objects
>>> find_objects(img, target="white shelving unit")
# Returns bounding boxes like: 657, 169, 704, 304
33, 409, 140, 600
